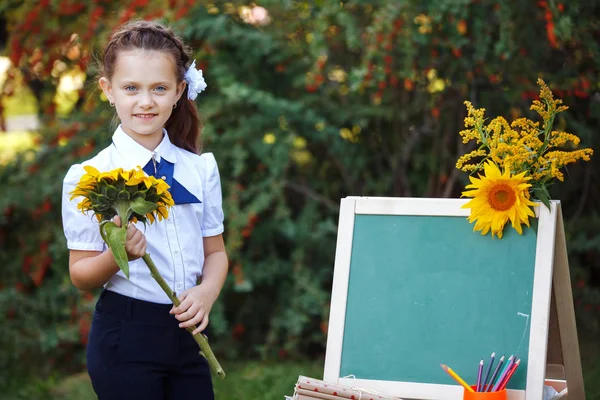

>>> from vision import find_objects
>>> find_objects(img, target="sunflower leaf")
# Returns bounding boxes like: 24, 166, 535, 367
130, 197, 158, 215
101, 222, 129, 278
99, 220, 110, 243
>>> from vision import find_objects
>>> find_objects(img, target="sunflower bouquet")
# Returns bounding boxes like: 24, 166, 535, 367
456, 79, 593, 238
70, 165, 226, 379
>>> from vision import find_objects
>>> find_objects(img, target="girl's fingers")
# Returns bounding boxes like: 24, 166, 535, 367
126, 224, 139, 240
170, 291, 188, 314
131, 231, 145, 248
193, 314, 209, 334
130, 228, 141, 241
175, 303, 199, 322
124, 231, 146, 260
131, 240, 146, 258
177, 290, 189, 304
172, 296, 192, 316
179, 309, 204, 328
125, 228, 146, 254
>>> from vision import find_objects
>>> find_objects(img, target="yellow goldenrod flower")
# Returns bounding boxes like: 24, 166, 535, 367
462, 161, 537, 239
456, 80, 592, 185
456, 149, 487, 170
549, 131, 580, 147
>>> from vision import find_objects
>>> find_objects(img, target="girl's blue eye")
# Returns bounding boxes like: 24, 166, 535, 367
155, 86, 167, 92
125, 86, 137, 91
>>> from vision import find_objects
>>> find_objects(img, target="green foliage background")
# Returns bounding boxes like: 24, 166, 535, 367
1, 0, 599, 395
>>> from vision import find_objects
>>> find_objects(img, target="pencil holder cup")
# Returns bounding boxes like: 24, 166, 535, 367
463, 386, 507, 400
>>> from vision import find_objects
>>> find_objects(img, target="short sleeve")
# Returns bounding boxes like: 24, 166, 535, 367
61, 164, 105, 251
200, 153, 225, 237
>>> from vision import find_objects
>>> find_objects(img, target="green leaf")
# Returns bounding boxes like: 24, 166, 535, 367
130, 197, 158, 215
531, 186, 551, 210
101, 222, 129, 278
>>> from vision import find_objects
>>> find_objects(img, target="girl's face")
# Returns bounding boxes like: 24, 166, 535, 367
99, 50, 186, 148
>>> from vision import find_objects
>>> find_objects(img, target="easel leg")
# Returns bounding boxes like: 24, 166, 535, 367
552, 205, 586, 399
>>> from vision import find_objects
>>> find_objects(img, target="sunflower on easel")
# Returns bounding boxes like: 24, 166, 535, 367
456, 79, 593, 238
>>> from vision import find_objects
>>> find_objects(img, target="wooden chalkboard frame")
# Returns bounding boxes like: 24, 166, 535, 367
323, 197, 583, 400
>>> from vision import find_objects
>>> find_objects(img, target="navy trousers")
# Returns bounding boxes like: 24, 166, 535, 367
87, 290, 214, 400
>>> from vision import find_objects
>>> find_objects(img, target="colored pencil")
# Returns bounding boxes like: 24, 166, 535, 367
481, 352, 495, 392
485, 355, 505, 392
492, 355, 514, 392
476, 359, 484, 391
498, 359, 521, 391
440, 364, 475, 392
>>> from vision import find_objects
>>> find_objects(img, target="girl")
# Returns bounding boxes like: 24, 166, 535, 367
61, 20, 227, 400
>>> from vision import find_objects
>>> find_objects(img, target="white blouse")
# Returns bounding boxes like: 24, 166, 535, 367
61, 126, 224, 304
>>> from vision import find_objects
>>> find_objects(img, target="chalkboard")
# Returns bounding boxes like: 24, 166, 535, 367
341, 214, 535, 387
324, 197, 557, 400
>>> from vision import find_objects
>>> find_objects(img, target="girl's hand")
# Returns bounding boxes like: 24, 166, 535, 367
170, 285, 216, 334
114, 216, 147, 261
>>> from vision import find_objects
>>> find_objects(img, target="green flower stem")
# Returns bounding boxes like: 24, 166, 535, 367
114, 200, 132, 223
538, 112, 556, 156
141, 253, 226, 380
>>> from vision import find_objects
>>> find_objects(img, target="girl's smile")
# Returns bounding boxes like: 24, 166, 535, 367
134, 113, 158, 120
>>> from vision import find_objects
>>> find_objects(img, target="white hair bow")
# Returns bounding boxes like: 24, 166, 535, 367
184, 60, 207, 100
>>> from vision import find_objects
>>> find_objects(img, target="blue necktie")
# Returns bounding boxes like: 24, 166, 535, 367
142, 157, 201, 205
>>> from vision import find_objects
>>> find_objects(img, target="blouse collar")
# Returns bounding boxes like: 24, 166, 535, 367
112, 125, 178, 170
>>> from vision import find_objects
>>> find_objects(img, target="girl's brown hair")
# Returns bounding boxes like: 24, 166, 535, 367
100, 20, 202, 153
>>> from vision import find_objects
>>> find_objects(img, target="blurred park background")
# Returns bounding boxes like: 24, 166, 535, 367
0, 1, 599, 399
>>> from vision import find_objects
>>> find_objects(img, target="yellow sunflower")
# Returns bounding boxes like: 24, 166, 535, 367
461, 161, 537, 238
69, 166, 174, 224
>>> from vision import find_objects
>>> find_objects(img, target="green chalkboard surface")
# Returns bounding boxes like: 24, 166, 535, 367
339, 214, 537, 390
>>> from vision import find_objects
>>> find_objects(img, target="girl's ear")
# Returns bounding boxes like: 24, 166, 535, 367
176, 80, 187, 102
98, 77, 114, 104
